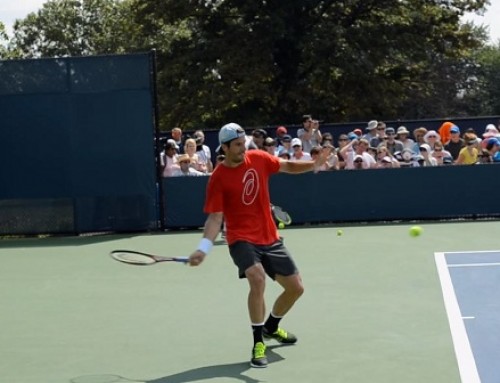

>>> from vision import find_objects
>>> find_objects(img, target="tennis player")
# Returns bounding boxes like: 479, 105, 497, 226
189, 122, 325, 368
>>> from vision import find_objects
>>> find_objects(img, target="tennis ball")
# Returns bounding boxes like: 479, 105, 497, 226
409, 226, 423, 237
337, 229, 343, 236
278, 222, 285, 229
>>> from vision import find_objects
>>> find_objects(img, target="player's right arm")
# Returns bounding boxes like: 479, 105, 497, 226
189, 212, 223, 266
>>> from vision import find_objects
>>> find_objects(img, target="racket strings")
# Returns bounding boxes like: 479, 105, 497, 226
112, 252, 155, 265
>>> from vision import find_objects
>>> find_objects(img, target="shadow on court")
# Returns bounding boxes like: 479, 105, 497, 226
149, 346, 285, 383
71, 346, 285, 383
0, 233, 138, 248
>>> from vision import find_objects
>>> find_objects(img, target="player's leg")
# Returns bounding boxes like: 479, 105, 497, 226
261, 242, 302, 344
271, 273, 304, 317
229, 241, 268, 368
245, 263, 268, 368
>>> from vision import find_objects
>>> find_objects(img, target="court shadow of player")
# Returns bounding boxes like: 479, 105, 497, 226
148, 345, 285, 383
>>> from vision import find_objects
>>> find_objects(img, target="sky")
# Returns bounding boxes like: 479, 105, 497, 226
1, 0, 499, 43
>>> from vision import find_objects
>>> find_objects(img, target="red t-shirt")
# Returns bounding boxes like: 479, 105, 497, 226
204, 150, 280, 245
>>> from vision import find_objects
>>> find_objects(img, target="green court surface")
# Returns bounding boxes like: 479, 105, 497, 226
1, 221, 499, 383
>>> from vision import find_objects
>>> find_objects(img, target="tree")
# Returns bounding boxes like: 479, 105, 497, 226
135, 0, 489, 129
9, 0, 141, 58
460, 42, 500, 115
5, 0, 492, 129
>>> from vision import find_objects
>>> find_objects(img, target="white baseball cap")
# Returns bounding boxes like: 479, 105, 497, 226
218, 123, 246, 144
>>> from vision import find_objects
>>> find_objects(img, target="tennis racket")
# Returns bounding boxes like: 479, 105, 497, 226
109, 250, 189, 266
271, 204, 292, 225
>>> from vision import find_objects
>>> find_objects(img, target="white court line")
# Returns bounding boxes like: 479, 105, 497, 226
449, 262, 500, 268
435, 252, 480, 383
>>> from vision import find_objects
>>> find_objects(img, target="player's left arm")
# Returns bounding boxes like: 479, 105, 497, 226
279, 154, 326, 174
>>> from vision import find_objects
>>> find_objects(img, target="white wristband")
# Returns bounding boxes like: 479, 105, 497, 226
197, 238, 213, 255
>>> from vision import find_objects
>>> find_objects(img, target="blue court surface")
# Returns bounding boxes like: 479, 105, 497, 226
435, 251, 500, 383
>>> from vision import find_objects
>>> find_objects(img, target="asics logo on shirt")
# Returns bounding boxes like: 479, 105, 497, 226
242, 169, 260, 205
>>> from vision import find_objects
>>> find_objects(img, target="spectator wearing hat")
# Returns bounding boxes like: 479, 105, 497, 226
340, 138, 376, 170
369, 122, 387, 148
352, 154, 365, 170
161, 140, 180, 177
456, 133, 479, 165
362, 120, 378, 142
411, 127, 428, 154
380, 127, 404, 155
423, 130, 441, 151
263, 137, 278, 156
290, 138, 312, 161
251, 129, 268, 150
297, 114, 322, 153
482, 124, 500, 139
193, 129, 214, 173
171, 154, 206, 176
398, 147, 419, 168
275, 126, 288, 145
278, 149, 291, 160
418, 144, 437, 166
277, 134, 292, 156
444, 126, 464, 160
438, 121, 456, 148
396, 126, 415, 150
431, 141, 452, 166
485, 138, 500, 163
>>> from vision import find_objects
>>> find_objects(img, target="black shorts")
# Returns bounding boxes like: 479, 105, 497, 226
228, 240, 298, 280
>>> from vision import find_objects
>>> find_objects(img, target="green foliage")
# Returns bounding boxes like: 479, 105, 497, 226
460, 42, 500, 115
3, 0, 496, 129
9, 0, 140, 58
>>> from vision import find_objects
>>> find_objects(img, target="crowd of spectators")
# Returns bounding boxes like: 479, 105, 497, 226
160, 116, 500, 177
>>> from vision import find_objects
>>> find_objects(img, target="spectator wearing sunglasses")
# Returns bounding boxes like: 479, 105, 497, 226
431, 142, 452, 166
381, 127, 404, 155
444, 125, 465, 160
396, 126, 415, 150
376, 146, 400, 168
251, 129, 268, 150
263, 137, 278, 156
290, 138, 312, 161
369, 121, 387, 148
423, 130, 441, 151
418, 144, 437, 166
456, 133, 479, 165
411, 127, 428, 154
276, 134, 292, 156
171, 154, 206, 176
